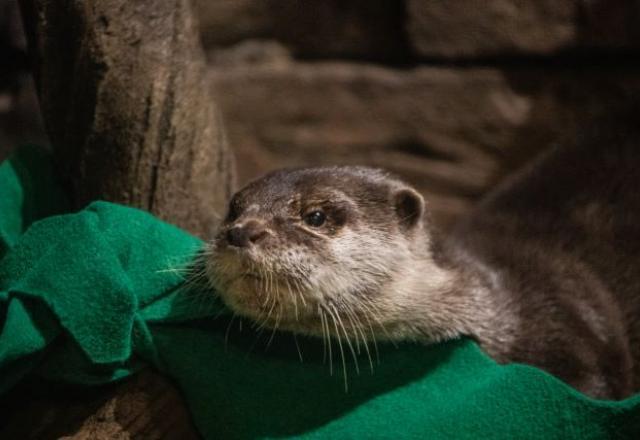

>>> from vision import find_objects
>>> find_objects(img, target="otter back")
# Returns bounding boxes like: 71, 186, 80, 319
450, 131, 640, 399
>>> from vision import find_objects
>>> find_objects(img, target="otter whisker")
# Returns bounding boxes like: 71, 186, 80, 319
266, 266, 274, 299
343, 302, 374, 373
292, 277, 308, 308
254, 293, 277, 333
285, 278, 299, 322
340, 302, 362, 353
358, 304, 380, 365
319, 307, 332, 375
262, 267, 271, 307
270, 267, 277, 298
169, 269, 220, 316
324, 304, 349, 391
293, 333, 304, 362
319, 307, 327, 364
250, 267, 269, 326
329, 303, 360, 376
265, 301, 282, 350
157, 249, 209, 275
164, 260, 207, 283
358, 296, 394, 343
257, 264, 272, 310
259, 273, 279, 327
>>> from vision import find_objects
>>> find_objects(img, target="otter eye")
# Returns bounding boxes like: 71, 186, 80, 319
304, 210, 326, 227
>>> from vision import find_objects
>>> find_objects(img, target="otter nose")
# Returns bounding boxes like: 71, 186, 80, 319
226, 221, 267, 247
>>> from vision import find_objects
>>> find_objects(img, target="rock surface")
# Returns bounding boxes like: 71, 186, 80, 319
196, 0, 640, 60
406, 0, 576, 57
0, 371, 199, 439
196, 0, 409, 61
210, 61, 640, 227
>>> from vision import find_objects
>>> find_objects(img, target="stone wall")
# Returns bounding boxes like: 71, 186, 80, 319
198, 0, 640, 227
2, 0, 640, 227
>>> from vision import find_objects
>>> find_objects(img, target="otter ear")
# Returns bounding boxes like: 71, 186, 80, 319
393, 188, 424, 229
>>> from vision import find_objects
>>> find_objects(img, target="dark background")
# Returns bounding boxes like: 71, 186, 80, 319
2, 0, 640, 228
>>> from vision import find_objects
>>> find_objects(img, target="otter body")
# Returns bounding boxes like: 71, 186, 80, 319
447, 141, 640, 399
206, 138, 640, 399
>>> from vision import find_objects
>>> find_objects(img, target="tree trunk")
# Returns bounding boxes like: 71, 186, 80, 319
3, 0, 237, 437
19, 0, 235, 238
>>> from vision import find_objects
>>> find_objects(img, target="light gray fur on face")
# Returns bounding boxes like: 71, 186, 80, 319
204, 166, 487, 345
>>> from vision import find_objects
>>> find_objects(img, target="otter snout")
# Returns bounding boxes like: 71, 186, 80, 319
226, 220, 268, 248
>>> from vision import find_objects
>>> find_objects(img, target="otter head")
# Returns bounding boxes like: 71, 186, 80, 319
205, 166, 429, 338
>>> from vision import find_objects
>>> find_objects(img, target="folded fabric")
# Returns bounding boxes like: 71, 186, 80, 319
1, 146, 639, 439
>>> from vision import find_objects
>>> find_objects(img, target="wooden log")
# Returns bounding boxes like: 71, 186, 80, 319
19, 0, 235, 238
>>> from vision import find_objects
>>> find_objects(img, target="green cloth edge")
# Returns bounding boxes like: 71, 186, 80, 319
1, 146, 639, 439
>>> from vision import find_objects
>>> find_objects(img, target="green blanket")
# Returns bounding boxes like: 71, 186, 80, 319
1, 146, 639, 439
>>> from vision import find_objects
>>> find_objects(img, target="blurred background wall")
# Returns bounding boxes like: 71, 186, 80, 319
1, 0, 639, 228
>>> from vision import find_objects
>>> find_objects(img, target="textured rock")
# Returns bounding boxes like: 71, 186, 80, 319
210, 61, 640, 227
197, 0, 409, 61
20, 0, 235, 238
407, 0, 640, 58
210, 62, 511, 226
195, 0, 273, 48
0, 371, 199, 439
209, 39, 293, 67
407, 0, 577, 57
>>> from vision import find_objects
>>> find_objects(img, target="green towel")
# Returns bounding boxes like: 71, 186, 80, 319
1, 146, 639, 439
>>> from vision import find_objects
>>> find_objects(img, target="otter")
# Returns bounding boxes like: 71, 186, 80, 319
205, 141, 640, 400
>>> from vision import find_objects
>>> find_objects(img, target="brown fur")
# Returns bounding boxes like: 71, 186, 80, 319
447, 139, 640, 399
206, 127, 640, 400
